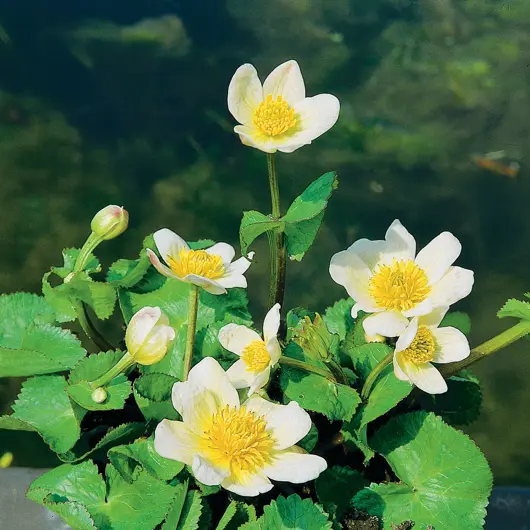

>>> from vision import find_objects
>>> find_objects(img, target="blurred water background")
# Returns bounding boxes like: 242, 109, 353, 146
0, 0, 529, 487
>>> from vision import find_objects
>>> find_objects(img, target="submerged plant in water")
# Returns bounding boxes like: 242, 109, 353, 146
0, 58, 526, 530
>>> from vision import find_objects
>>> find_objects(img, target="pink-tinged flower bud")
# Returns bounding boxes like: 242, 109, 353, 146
125, 306, 175, 365
91, 205, 129, 241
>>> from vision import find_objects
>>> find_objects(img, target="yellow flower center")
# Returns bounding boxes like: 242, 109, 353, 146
241, 339, 271, 373
200, 406, 274, 481
368, 259, 430, 312
401, 325, 436, 364
253, 94, 297, 137
167, 248, 224, 279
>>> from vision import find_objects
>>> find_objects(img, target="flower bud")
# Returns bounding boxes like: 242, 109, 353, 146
125, 306, 175, 365
91, 387, 108, 403
292, 314, 338, 363
90, 205, 129, 241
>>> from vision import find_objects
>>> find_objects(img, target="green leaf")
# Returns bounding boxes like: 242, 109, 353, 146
160, 482, 189, 530
440, 311, 471, 335
353, 412, 493, 529
0, 322, 87, 377
11, 375, 83, 453
256, 495, 332, 530
418, 371, 482, 426
298, 423, 318, 453
175, 490, 203, 530
280, 367, 361, 422
51, 248, 101, 278
0, 415, 37, 431
316, 466, 368, 520
107, 235, 155, 288
29, 461, 180, 530
215, 501, 238, 530
67, 351, 132, 411
60, 423, 146, 463
239, 210, 281, 255
0, 293, 56, 347
133, 373, 179, 421
221, 503, 257, 530
281, 172, 338, 260
44, 501, 98, 530
323, 298, 354, 341
344, 343, 411, 463
42, 272, 78, 322
498, 298, 530, 320
109, 435, 185, 482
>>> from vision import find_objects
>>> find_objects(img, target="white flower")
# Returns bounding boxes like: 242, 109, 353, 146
147, 228, 253, 295
329, 219, 474, 337
154, 357, 327, 497
393, 307, 471, 394
228, 59, 340, 153
219, 304, 281, 395
125, 306, 175, 365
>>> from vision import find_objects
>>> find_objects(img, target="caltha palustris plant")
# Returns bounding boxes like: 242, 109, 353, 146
2, 59, 528, 529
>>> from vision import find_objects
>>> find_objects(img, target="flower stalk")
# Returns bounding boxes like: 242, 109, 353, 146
361, 352, 393, 400
183, 285, 200, 380
278, 356, 337, 383
266, 153, 287, 311
441, 320, 530, 378
89, 351, 135, 389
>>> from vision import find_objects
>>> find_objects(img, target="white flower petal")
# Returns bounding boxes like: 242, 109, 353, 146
227, 63, 263, 125
329, 250, 376, 311
414, 232, 461, 285
235, 124, 282, 153
153, 228, 189, 264
402, 298, 433, 318
418, 306, 449, 328
245, 396, 311, 450
248, 367, 271, 396
429, 266, 474, 307
363, 311, 409, 338
226, 359, 256, 389
274, 94, 339, 153
263, 303, 281, 343
216, 272, 247, 289
154, 420, 197, 465
266, 336, 281, 364
192, 454, 229, 486
225, 253, 254, 275
431, 327, 470, 363
206, 242, 235, 265
221, 472, 273, 497
393, 353, 410, 382
263, 449, 327, 483
125, 306, 161, 354
147, 249, 181, 281
172, 357, 239, 428
381, 219, 416, 264
345, 238, 388, 269
183, 274, 227, 295
395, 317, 419, 353
218, 324, 261, 356
399, 359, 448, 394
262, 60, 305, 106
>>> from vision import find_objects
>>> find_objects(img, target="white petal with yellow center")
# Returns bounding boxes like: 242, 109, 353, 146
263, 448, 327, 484
262, 60, 305, 106
363, 311, 409, 338
227, 63, 263, 124
154, 420, 197, 465
431, 326, 470, 363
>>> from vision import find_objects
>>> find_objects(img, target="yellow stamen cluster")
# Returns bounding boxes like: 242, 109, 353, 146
401, 325, 436, 364
253, 94, 297, 137
167, 248, 225, 279
241, 340, 271, 373
369, 259, 430, 311
200, 406, 274, 480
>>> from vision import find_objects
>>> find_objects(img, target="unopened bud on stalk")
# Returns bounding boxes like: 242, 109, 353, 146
126, 306, 176, 365
90, 205, 129, 241
293, 314, 338, 363
91, 387, 108, 404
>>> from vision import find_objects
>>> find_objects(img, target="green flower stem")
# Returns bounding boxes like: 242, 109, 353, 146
278, 356, 337, 383
441, 320, 530, 378
327, 358, 349, 385
266, 153, 287, 311
89, 351, 134, 389
183, 285, 200, 380
361, 352, 393, 400
72, 231, 115, 350
73, 231, 102, 272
